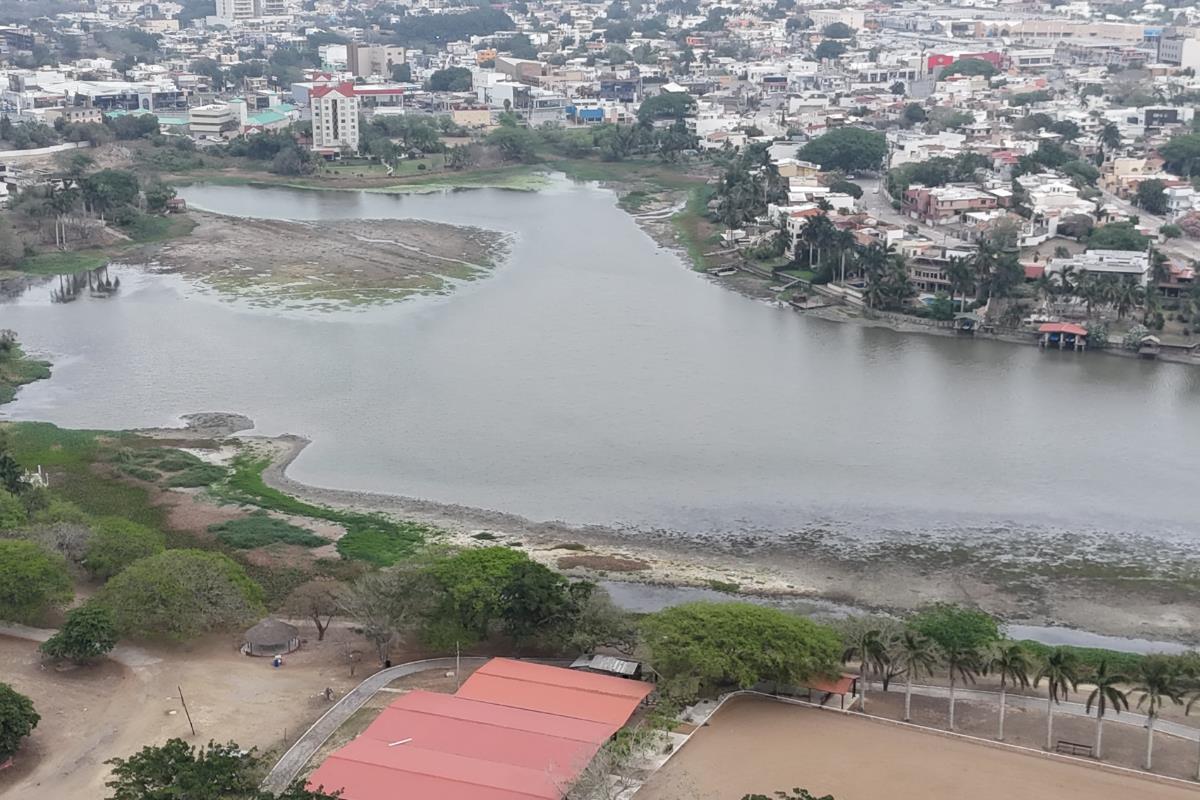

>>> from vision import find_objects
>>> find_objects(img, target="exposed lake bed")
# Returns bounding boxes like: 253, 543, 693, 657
3, 177, 1199, 645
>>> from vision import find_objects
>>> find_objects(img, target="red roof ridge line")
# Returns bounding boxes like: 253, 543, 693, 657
381, 707, 606, 743
473, 667, 649, 699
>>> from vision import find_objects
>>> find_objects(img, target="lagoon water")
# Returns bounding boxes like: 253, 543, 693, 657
3, 177, 1200, 549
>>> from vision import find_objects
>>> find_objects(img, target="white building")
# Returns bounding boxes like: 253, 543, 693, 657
1046, 250, 1151, 286
310, 83, 359, 152
188, 103, 235, 139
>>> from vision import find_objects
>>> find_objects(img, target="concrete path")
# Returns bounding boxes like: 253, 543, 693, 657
877, 682, 1200, 742
259, 656, 488, 794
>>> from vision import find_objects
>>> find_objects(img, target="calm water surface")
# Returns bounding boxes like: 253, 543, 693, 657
3, 178, 1199, 546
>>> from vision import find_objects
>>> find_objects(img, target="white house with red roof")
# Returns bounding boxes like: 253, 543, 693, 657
311, 82, 359, 153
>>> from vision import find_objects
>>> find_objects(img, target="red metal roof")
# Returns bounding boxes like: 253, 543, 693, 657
456, 658, 653, 725
1024, 265, 1044, 279
310, 82, 355, 99
307, 660, 651, 800
1038, 322, 1088, 336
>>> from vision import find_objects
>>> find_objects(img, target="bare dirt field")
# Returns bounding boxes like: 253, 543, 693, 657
636, 695, 1198, 800
0, 622, 376, 800
149, 211, 507, 308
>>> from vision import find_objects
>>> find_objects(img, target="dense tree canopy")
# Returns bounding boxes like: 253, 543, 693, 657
1160, 132, 1200, 176
1087, 221, 1150, 251
0, 539, 72, 623
0, 683, 38, 762
83, 516, 165, 580
938, 58, 998, 79
97, 549, 264, 639
637, 91, 697, 125
1135, 178, 1168, 215
821, 21, 854, 38
813, 39, 845, 60
797, 127, 886, 173
640, 602, 841, 701
909, 603, 1000, 653
105, 738, 338, 800
428, 66, 473, 92
40, 603, 118, 663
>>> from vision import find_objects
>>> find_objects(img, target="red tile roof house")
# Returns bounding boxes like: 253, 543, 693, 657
307, 658, 653, 800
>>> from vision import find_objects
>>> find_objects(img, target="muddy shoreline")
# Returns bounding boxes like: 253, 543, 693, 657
240, 430, 1200, 647
145, 210, 507, 309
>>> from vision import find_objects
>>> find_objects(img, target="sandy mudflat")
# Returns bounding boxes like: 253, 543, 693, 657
149, 210, 507, 307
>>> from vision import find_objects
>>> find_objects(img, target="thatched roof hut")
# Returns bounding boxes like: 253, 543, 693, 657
242, 618, 300, 657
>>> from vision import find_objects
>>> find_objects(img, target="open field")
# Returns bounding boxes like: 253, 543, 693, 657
636, 695, 1199, 800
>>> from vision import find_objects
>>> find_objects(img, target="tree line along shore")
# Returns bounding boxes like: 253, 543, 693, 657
1, 419, 1200, 794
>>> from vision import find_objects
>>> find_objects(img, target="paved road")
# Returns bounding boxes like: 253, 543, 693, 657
880, 682, 1200, 742
260, 656, 489, 793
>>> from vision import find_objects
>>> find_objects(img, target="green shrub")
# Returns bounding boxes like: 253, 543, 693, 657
336, 522, 427, 566
208, 513, 325, 549
120, 465, 160, 482
154, 451, 205, 472
1016, 640, 1144, 678
165, 464, 227, 487
84, 517, 166, 580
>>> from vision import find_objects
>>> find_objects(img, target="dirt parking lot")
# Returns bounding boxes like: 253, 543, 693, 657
0, 623, 375, 800
636, 695, 1197, 800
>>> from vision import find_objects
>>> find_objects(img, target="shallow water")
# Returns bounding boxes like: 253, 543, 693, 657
4, 178, 1200, 556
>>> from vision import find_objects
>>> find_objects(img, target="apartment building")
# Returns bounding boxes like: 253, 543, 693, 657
310, 83, 359, 152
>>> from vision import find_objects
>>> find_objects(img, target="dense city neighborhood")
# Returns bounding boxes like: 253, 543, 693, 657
4, 0, 1200, 799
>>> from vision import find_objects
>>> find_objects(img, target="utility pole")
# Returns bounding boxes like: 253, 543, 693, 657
455, 642, 461, 691
177, 686, 196, 736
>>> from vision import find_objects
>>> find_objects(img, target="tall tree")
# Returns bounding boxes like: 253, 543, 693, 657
0, 540, 72, 623
890, 629, 940, 722
1134, 656, 1184, 770
1085, 660, 1129, 760
1035, 647, 1079, 751
841, 623, 887, 712
0, 683, 38, 762
984, 641, 1032, 742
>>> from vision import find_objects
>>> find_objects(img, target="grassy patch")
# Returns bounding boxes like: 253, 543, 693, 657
14, 214, 196, 276
164, 463, 228, 487
0, 345, 52, 405
470, 532, 500, 541
552, 542, 588, 551
706, 579, 740, 594
672, 185, 718, 271
214, 454, 435, 566
2, 422, 166, 529
209, 512, 326, 549
119, 464, 161, 482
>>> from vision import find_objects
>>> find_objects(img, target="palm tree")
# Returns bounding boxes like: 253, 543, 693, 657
1034, 647, 1079, 751
1056, 264, 1077, 301
1113, 280, 1145, 321
834, 228, 857, 283
1134, 656, 1185, 770
890, 629, 941, 722
842, 625, 888, 713
943, 256, 974, 315
1032, 272, 1057, 309
1185, 681, 1200, 780
1100, 122, 1121, 152
1085, 660, 1129, 760
942, 643, 982, 731
984, 641, 1032, 742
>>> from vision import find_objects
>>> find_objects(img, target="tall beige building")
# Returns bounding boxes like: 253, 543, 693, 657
310, 83, 359, 152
